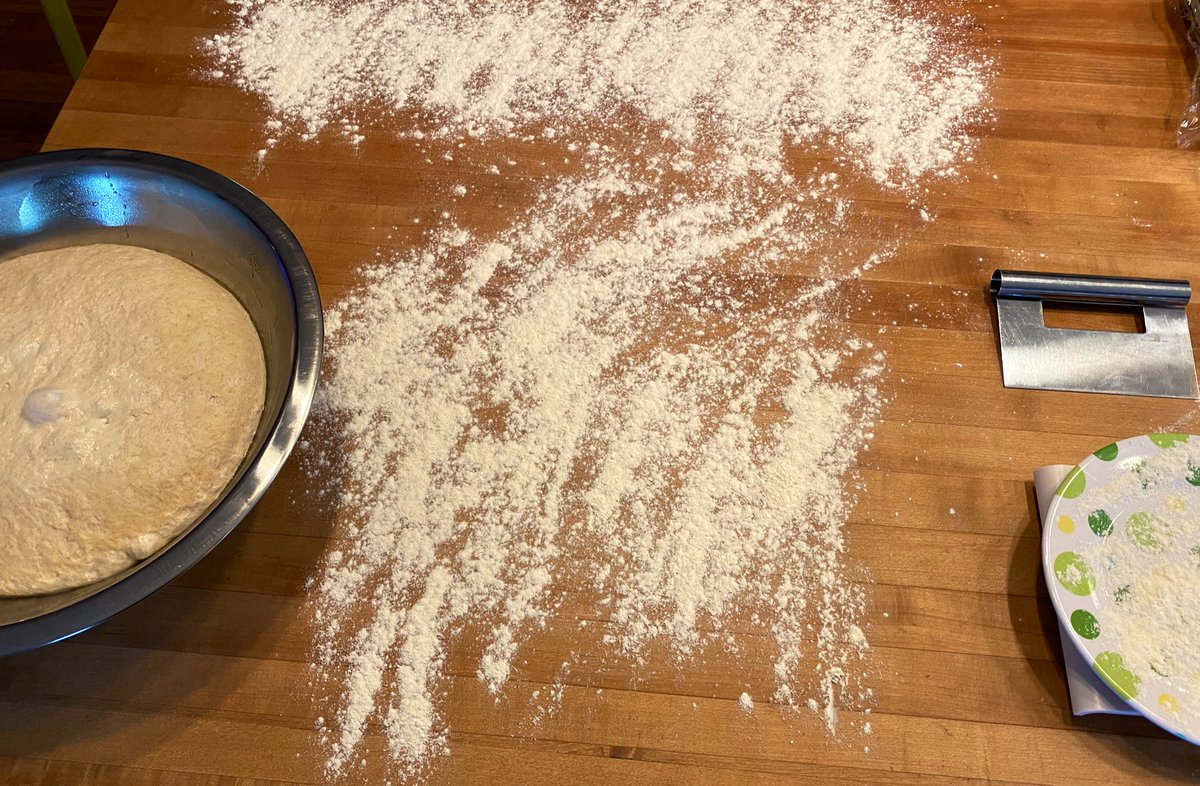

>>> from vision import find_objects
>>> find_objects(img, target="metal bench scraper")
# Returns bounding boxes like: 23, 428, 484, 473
990, 269, 1199, 399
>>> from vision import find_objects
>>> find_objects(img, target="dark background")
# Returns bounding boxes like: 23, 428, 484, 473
0, 0, 117, 159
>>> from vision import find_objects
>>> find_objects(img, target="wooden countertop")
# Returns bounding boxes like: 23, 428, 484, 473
5, 0, 1200, 783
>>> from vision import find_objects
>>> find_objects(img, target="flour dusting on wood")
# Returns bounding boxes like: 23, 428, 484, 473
207, 0, 989, 777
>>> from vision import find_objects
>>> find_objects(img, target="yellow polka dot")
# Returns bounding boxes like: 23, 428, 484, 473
1056, 515, 1075, 534
1167, 495, 1187, 513
1159, 693, 1180, 713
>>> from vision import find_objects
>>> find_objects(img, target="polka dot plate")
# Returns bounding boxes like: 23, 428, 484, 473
1044, 433, 1200, 744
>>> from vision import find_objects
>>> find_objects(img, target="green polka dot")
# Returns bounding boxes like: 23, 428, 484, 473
1187, 461, 1200, 487
1127, 512, 1170, 550
1055, 467, 1086, 500
1088, 509, 1113, 537
1070, 609, 1100, 640
1133, 459, 1151, 489
1149, 433, 1189, 449
1093, 443, 1119, 461
1094, 651, 1140, 700
1053, 551, 1095, 596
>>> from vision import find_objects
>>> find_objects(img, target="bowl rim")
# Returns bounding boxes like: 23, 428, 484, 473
0, 148, 323, 656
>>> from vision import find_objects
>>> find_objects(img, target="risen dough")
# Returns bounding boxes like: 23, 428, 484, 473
0, 244, 265, 596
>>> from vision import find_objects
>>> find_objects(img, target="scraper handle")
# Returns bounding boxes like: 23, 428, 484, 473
990, 270, 1191, 308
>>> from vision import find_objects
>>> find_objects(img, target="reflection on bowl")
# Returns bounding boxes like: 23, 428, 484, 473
0, 149, 322, 656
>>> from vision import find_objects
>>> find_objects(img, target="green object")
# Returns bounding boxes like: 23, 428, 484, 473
1070, 609, 1100, 640
1094, 651, 1140, 700
1053, 551, 1094, 596
1149, 433, 1190, 449
1127, 512, 1169, 550
1133, 459, 1151, 489
1187, 461, 1200, 486
40, 0, 87, 80
1093, 443, 1119, 461
1087, 509, 1113, 537
1055, 467, 1086, 499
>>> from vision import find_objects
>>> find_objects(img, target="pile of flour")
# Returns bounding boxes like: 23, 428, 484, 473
207, 0, 989, 777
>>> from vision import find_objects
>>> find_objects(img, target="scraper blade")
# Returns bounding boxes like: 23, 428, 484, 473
991, 270, 1199, 399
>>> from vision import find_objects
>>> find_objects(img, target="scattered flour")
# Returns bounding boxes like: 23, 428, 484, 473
313, 170, 885, 773
739, 692, 755, 712
207, 0, 987, 185
1086, 442, 1197, 512
205, 0, 990, 778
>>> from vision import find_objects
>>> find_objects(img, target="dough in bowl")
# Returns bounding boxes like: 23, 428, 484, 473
0, 244, 266, 596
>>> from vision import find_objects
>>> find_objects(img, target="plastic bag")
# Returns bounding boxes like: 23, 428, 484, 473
1178, 0, 1200, 147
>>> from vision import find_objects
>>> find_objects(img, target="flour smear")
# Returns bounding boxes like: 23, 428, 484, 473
208, 0, 989, 778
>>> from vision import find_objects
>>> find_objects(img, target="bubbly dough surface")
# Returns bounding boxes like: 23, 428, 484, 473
0, 244, 265, 595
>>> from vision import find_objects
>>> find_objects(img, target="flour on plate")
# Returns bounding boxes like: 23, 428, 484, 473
1081, 442, 1200, 713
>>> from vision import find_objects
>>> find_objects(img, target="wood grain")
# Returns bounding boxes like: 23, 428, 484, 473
4, 0, 1200, 782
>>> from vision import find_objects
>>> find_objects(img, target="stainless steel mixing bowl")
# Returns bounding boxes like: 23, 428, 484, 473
0, 149, 322, 655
